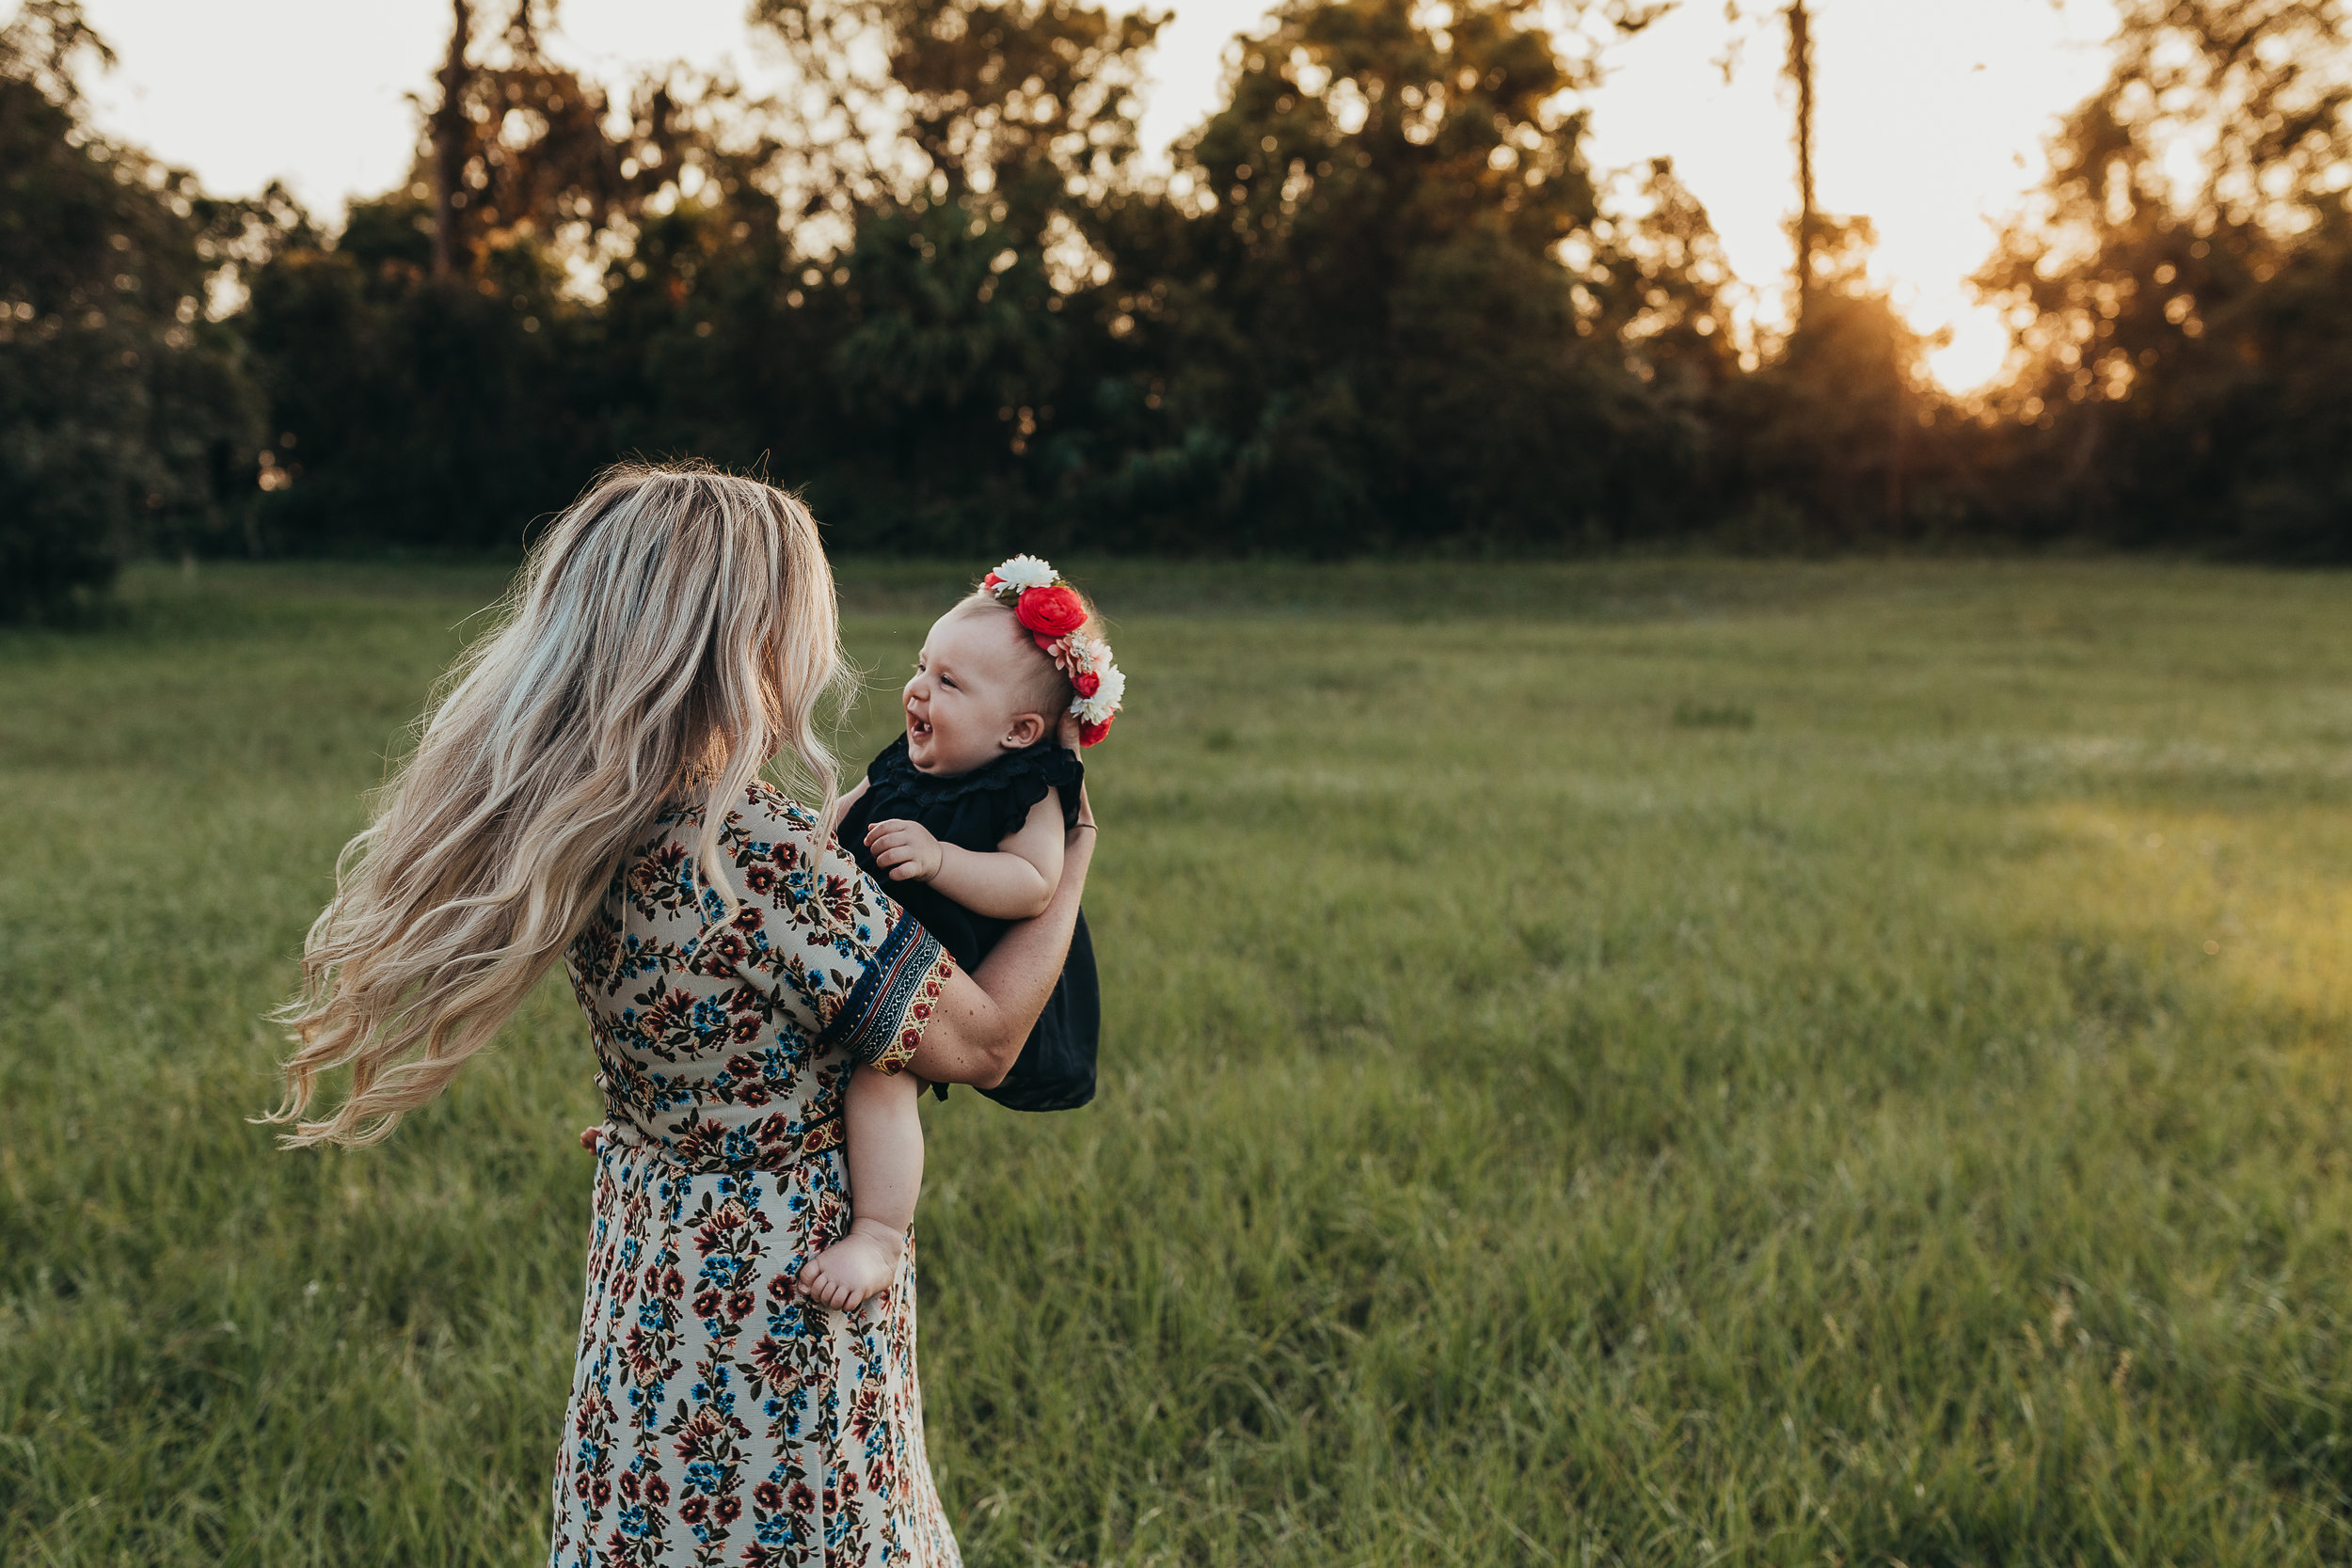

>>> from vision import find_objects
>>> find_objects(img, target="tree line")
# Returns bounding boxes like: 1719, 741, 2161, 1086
3, 0, 2348, 617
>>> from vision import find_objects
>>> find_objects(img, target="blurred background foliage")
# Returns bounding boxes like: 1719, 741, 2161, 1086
3, 0, 2350, 613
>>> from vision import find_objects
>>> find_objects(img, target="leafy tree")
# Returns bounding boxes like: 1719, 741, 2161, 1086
749, 0, 1162, 231
421, 1, 740, 278
236, 189, 599, 552
239, 2, 780, 550
1716, 215, 1957, 546
0, 0, 261, 616
54, 0, 2345, 567
743, 0, 1163, 547
1975, 0, 2352, 555
1609, 156, 1740, 404
1083, 0, 1691, 552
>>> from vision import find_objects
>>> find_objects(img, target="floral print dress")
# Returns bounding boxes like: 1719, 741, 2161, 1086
551, 782, 961, 1567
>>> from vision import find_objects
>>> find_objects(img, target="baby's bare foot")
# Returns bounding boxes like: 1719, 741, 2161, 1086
797, 1219, 904, 1310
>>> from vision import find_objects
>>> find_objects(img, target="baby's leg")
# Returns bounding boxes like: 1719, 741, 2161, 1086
798, 1066, 924, 1310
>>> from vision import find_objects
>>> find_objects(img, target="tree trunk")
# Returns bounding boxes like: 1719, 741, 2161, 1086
1785, 1, 1818, 329
430, 0, 473, 282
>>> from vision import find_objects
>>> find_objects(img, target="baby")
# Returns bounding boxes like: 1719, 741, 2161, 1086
796, 556, 1124, 1309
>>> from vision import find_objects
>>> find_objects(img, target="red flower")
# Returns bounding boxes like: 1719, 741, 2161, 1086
1080, 715, 1115, 747
716, 1496, 742, 1525
674, 1408, 728, 1460
1073, 670, 1100, 697
981, 572, 1002, 589
755, 1481, 784, 1511
750, 1333, 801, 1386
1015, 584, 1088, 639
623, 1326, 665, 1382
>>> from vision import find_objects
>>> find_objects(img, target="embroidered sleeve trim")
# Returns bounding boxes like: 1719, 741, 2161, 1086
818, 914, 956, 1074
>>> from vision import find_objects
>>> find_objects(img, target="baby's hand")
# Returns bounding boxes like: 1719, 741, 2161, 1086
865, 818, 945, 883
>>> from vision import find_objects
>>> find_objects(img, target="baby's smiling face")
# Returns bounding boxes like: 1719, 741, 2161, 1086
902, 600, 1057, 775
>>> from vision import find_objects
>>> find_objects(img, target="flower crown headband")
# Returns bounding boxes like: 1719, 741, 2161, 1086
981, 555, 1125, 747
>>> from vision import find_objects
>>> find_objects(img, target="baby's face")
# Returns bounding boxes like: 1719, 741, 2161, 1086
902, 604, 1049, 775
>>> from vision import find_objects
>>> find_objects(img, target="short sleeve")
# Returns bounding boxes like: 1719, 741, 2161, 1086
716, 783, 959, 1074
818, 899, 955, 1072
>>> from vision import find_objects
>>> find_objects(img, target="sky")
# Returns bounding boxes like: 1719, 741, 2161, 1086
75, 0, 2122, 390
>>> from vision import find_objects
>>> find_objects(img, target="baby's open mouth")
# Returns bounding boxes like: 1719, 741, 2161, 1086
907, 714, 933, 739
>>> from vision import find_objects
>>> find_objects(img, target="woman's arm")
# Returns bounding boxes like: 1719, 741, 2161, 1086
904, 789, 1095, 1088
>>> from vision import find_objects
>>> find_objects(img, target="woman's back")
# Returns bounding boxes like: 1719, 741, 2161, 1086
567, 781, 949, 1166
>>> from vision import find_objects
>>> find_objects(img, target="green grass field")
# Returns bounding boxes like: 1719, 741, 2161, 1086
6, 557, 2352, 1565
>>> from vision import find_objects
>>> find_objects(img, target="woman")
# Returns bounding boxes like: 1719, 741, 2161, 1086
271, 464, 1091, 1565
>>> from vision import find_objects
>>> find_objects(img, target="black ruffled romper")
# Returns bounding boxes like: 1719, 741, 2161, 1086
836, 735, 1098, 1111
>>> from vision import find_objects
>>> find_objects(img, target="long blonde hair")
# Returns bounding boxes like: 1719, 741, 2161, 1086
269, 462, 847, 1147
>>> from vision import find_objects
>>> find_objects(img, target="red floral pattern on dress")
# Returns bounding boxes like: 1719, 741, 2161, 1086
552, 782, 961, 1566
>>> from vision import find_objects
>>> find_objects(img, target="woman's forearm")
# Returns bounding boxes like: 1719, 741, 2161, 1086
905, 818, 1095, 1086
972, 825, 1090, 1006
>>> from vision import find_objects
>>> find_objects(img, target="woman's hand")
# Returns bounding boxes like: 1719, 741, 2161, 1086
865, 818, 945, 883
1058, 711, 1084, 752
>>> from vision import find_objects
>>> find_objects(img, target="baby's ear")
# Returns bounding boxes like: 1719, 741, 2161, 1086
1005, 711, 1048, 749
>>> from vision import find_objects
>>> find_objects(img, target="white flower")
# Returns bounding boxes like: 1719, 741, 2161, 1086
1070, 661, 1126, 723
991, 555, 1057, 594
1067, 635, 1111, 675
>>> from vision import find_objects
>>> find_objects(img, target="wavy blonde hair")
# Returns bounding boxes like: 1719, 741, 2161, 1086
268, 462, 848, 1147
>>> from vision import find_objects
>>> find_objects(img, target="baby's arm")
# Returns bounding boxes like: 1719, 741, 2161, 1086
865, 788, 1066, 920
797, 1064, 923, 1311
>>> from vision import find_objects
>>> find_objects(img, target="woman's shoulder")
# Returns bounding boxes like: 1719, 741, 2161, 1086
739, 777, 821, 833
620, 781, 823, 883
635, 779, 820, 843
